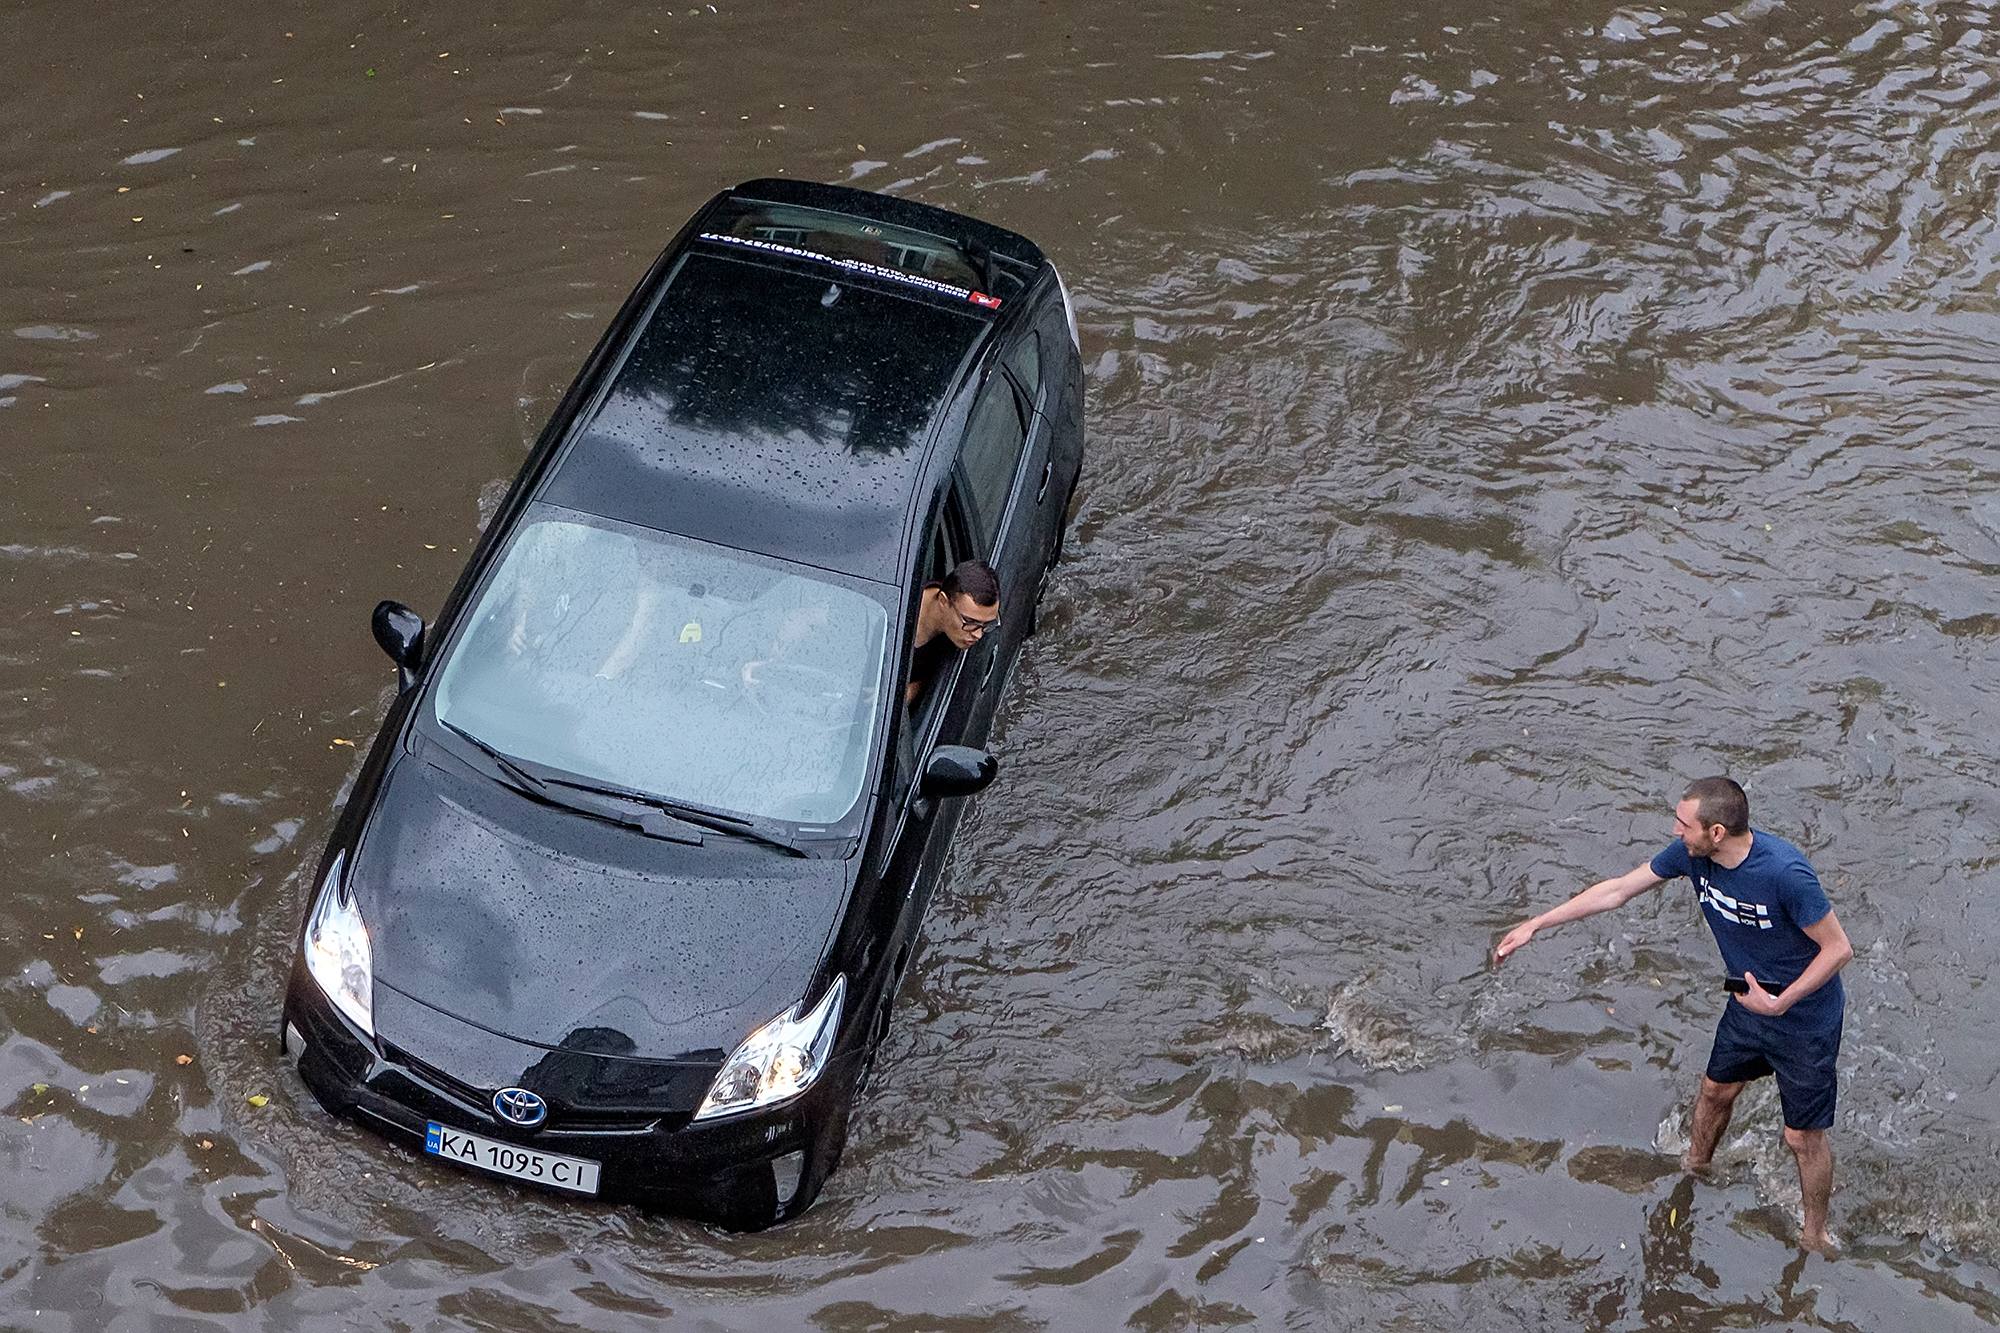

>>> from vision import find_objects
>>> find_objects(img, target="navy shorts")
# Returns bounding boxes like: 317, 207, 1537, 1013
1704, 999, 1843, 1131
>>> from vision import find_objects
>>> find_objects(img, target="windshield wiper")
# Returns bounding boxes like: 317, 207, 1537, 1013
546, 777, 807, 857
443, 723, 548, 796
439, 723, 804, 854
440, 724, 708, 845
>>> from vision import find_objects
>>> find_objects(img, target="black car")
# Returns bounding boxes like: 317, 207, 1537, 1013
279, 179, 1083, 1228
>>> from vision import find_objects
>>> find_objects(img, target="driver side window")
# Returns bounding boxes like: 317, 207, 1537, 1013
893, 493, 973, 797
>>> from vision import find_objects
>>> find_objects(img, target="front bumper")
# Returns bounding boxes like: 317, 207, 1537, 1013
281, 959, 855, 1216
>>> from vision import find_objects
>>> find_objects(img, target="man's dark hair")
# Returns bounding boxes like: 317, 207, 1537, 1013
937, 559, 1000, 608
1683, 776, 1750, 836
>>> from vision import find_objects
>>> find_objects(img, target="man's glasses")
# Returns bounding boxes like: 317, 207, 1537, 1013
955, 606, 999, 636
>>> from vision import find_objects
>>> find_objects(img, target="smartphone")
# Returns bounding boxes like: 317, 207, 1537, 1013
1722, 977, 1750, 994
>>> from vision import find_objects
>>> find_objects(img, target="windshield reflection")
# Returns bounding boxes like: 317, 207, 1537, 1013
434, 510, 890, 827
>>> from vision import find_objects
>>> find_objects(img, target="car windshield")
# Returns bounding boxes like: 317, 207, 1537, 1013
432, 509, 891, 828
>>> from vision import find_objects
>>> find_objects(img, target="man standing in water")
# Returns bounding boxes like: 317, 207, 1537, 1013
1495, 777, 1854, 1253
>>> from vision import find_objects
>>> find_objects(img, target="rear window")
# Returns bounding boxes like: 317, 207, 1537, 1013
704, 198, 1031, 305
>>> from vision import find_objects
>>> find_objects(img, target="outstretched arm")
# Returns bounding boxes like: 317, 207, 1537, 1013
1495, 863, 1667, 961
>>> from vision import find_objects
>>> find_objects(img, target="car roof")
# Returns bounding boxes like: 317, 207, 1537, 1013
539, 182, 1046, 584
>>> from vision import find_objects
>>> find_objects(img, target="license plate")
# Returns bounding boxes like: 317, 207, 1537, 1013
425, 1122, 601, 1195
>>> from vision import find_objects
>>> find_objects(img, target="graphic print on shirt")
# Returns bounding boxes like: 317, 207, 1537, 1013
1695, 872, 1773, 930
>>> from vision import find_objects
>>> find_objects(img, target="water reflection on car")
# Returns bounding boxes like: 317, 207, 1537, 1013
438, 516, 889, 827
279, 178, 1084, 1228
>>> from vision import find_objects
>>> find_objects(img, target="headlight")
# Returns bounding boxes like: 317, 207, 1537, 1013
304, 851, 374, 1035
694, 976, 845, 1121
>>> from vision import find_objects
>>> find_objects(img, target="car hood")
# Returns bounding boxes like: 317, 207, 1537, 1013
348, 753, 851, 1061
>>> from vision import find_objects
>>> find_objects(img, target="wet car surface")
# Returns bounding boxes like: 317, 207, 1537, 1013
281, 179, 1085, 1227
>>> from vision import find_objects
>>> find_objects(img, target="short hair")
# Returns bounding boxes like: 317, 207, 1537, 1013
936, 559, 1000, 608
1682, 776, 1749, 836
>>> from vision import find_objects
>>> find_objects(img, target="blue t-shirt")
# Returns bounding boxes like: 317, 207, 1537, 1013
1651, 831, 1844, 1028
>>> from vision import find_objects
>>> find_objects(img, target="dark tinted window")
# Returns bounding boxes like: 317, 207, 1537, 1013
1004, 332, 1040, 398
707, 197, 1032, 302
710, 198, 986, 294
959, 378, 1026, 551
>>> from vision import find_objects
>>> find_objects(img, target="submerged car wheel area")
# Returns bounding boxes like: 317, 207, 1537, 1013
281, 179, 1083, 1228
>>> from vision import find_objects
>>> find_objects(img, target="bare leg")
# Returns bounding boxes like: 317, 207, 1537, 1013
1686, 1077, 1745, 1174
1784, 1126, 1836, 1252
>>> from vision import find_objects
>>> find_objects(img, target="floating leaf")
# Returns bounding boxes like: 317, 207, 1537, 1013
30, 1083, 47, 1095
247, 1094, 269, 1108
175, 1054, 193, 1065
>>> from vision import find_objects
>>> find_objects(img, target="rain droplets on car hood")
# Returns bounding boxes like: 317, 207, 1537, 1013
353, 759, 848, 1059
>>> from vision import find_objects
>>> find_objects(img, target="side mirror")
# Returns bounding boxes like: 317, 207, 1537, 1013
371, 600, 426, 690
919, 745, 998, 799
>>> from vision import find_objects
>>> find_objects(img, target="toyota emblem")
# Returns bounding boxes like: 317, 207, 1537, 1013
492, 1087, 547, 1128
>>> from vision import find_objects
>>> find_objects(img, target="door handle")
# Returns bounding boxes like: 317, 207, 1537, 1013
1036, 460, 1052, 504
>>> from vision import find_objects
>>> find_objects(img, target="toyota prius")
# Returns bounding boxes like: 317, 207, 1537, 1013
280, 178, 1083, 1228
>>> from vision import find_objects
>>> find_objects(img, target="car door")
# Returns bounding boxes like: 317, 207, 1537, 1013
1005, 327, 1072, 622
861, 490, 982, 1043
1000, 329, 1056, 572
879, 488, 980, 877
955, 330, 1048, 737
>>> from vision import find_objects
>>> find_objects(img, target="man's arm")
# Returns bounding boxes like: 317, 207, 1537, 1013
1736, 909, 1854, 1017
1494, 863, 1668, 961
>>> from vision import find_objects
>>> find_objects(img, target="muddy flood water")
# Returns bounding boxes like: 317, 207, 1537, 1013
9, 0, 2000, 1326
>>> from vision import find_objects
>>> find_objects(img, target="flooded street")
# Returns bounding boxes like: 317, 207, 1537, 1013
10, 0, 2000, 1324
